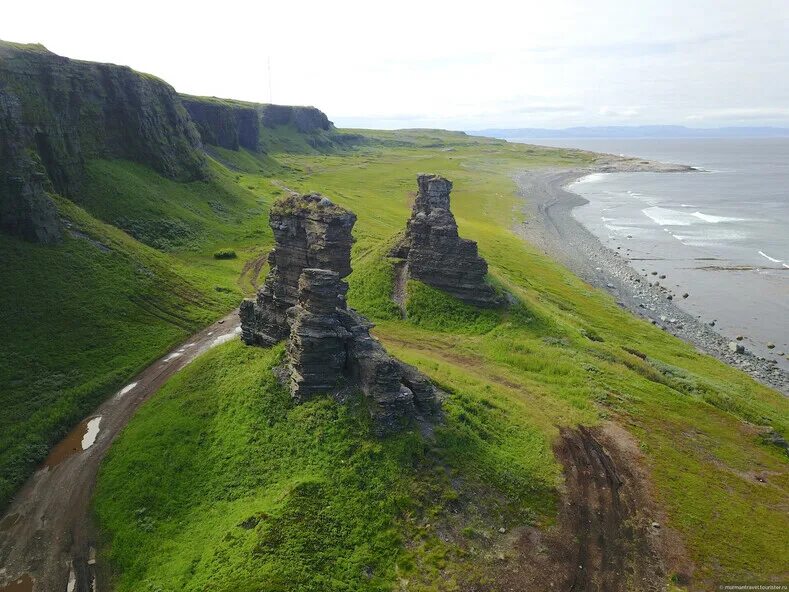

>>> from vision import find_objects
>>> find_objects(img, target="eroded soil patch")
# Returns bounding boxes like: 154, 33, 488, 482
493, 423, 692, 591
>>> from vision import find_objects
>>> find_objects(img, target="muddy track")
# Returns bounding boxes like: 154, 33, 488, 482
0, 312, 241, 592
238, 251, 269, 291
495, 423, 689, 591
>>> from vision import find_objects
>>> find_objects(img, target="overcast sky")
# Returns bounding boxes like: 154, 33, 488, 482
3, 0, 788, 130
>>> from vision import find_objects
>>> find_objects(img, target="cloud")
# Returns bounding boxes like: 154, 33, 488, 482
599, 106, 641, 118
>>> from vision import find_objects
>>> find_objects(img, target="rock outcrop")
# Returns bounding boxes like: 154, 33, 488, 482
180, 95, 260, 151
258, 104, 332, 133
287, 269, 350, 401
392, 174, 500, 307
240, 193, 356, 346
0, 41, 207, 242
284, 267, 440, 433
241, 193, 440, 434
0, 89, 62, 243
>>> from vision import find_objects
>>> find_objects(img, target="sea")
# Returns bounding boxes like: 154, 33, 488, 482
514, 138, 789, 368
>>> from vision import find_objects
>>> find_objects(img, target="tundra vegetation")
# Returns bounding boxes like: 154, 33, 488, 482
90, 132, 786, 590
0, 47, 785, 587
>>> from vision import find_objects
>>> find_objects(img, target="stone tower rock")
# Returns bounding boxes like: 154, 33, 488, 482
240, 192, 356, 346
392, 174, 500, 307
240, 192, 440, 434
287, 269, 350, 401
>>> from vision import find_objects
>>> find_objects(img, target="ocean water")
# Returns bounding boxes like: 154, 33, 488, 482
516, 138, 789, 366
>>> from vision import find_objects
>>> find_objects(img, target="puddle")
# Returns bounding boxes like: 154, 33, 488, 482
0, 574, 33, 592
114, 382, 138, 399
211, 326, 241, 347
81, 417, 102, 449
0, 512, 20, 531
66, 563, 76, 592
43, 415, 102, 468
163, 352, 182, 362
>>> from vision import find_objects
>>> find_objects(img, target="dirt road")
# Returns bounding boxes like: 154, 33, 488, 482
0, 311, 241, 592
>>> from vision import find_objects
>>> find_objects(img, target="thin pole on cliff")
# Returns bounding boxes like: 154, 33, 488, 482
268, 57, 273, 104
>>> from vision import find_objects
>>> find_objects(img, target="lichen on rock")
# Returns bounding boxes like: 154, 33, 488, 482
392, 174, 501, 307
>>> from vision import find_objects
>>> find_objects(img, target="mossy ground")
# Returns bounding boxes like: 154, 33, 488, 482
86, 131, 788, 590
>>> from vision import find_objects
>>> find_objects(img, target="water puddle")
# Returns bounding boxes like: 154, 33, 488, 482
0, 512, 20, 531
0, 574, 33, 592
114, 382, 138, 400
81, 417, 102, 449
66, 563, 76, 592
43, 415, 103, 468
211, 326, 241, 347
163, 352, 182, 362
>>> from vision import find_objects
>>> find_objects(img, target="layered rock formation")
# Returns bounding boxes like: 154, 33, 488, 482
287, 269, 349, 401
392, 174, 500, 307
0, 89, 62, 243
0, 41, 207, 242
258, 104, 332, 133
181, 95, 260, 151
240, 193, 356, 346
284, 268, 439, 433
241, 193, 440, 433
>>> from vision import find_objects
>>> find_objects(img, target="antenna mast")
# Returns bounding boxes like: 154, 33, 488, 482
268, 57, 273, 103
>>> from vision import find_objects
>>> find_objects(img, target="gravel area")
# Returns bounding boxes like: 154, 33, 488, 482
514, 159, 788, 395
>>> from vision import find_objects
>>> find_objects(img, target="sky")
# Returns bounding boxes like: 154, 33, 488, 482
2, 0, 788, 130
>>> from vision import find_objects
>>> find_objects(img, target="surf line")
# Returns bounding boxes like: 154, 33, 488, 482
757, 250, 783, 264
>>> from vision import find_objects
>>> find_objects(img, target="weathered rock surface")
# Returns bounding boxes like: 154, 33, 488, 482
393, 174, 500, 307
287, 269, 350, 401
0, 89, 61, 243
241, 193, 356, 346
0, 40, 207, 242
181, 95, 260, 151
241, 192, 440, 433
284, 268, 440, 433
258, 104, 332, 133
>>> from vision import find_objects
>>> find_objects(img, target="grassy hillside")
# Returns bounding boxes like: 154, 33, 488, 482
93, 131, 788, 590
0, 193, 236, 507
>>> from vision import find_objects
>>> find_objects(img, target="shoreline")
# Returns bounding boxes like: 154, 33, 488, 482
514, 157, 789, 395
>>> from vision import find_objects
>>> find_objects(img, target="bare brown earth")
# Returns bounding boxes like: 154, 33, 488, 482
493, 422, 692, 591
0, 311, 241, 592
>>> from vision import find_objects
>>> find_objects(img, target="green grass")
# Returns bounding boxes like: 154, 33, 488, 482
92, 129, 788, 590
0, 195, 236, 508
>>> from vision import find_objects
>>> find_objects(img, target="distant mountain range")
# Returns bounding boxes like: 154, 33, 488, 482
470, 125, 789, 139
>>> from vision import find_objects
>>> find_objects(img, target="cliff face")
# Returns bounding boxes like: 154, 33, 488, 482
0, 41, 207, 243
258, 104, 332, 133
392, 174, 501, 307
180, 96, 260, 151
181, 96, 334, 153
0, 90, 61, 243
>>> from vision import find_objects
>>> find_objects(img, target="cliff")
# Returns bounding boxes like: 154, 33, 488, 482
181, 94, 334, 153
0, 40, 207, 243
180, 95, 260, 151
257, 104, 331, 133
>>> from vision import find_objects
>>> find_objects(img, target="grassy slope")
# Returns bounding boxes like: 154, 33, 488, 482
0, 193, 234, 507
0, 113, 352, 510
94, 131, 788, 590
